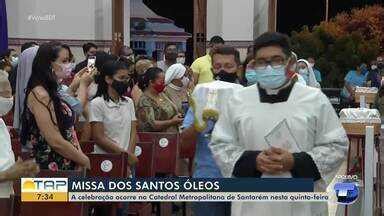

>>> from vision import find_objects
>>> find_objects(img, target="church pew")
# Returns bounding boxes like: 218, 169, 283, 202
179, 135, 196, 177
80, 140, 95, 154
11, 138, 21, 159
86, 152, 130, 216
86, 152, 129, 178
135, 141, 155, 178
137, 133, 179, 215
127, 202, 152, 216
3, 110, 13, 126
137, 132, 179, 176
8, 126, 18, 139
0, 196, 14, 216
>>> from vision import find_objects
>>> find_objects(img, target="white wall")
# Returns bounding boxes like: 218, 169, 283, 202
6, 0, 130, 62
6, 0, 130, 42
6, 0, 96, 40
254, 0, 269, 39
221, 0, 254, 41
124, 0, 131, 45
94, 0, 131, 43
206, 0, 222, 39
207, 0, 256, 41
95, 0, 112, 41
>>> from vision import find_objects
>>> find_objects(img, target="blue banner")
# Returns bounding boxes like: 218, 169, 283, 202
68, 178, 314, 193
0, 0, 8, 53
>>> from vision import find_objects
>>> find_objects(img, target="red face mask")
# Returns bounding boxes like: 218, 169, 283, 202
153, 82, 165, 93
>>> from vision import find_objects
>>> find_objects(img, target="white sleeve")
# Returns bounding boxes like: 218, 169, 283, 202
129, 98, 137, 121
297, 74, 307, 85
89, 99, 105, 123
307, 91, 349, 184
209, 95, 246, 177
0, 120, 15, 172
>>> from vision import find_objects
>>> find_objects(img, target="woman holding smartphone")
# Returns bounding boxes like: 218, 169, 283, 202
136, 67, 183, 133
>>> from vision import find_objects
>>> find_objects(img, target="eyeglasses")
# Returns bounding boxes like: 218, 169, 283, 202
254, 56, 287, 70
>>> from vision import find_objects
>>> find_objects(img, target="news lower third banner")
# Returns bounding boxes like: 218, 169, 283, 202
21, 178, 330, 202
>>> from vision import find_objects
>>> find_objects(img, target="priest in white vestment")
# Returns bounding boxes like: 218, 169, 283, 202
209, 32, 348, 216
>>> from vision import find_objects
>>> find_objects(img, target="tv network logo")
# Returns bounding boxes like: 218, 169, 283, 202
334, 182, 359, 204
21, 178, 68, 192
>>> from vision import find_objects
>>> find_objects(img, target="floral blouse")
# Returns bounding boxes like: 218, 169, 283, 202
22, 99, 80, 171
136, 93, 178, 133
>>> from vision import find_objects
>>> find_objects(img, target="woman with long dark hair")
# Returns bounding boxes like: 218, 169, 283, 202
89, 60, 137, 164
21, 42, 90, 171
76, 51, 117, 141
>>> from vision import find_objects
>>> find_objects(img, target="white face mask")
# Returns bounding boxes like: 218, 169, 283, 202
0, 96, 13, 116
371, 65, 378, 70
298, 68, 309, 75
181, 76, 190, 87
309, 63, 315, 68
10, 56, 18, 67
55, 63, 72, 80
176, 57, 185, 65
69, 63, 76, 72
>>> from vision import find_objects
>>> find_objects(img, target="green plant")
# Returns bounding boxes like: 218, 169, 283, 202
291, 5, 383, 87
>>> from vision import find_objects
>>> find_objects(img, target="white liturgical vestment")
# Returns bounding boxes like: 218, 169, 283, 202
210, 83, 349, 216
191, 80, 243, 131
0, 118, 15, 198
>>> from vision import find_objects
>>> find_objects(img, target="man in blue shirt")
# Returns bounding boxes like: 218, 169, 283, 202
341, 64, 368, 102
308, 57, 322, 83
180, 45, 243, 216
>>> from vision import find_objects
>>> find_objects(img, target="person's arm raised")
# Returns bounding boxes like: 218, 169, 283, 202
28, 87, 90, 169
77, 68, 96, 109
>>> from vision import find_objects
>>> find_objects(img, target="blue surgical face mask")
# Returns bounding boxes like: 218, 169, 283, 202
302, 74, 309, 84
245, 69, 258, 86
10, 56, 18, 67
298, 68, 308, 75
255, 65, 287, 89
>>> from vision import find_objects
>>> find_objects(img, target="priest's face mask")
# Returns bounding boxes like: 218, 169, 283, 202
212, 54, 239, 83
252, 46, 292, 89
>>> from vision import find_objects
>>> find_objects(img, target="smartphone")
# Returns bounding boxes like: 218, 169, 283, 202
87, 56, 96, 71
181, 101, 189, 115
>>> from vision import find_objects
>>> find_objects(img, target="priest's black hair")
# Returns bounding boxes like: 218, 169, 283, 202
253, 32, 292, 57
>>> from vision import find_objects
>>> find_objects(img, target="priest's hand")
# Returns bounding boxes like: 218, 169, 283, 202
265, 147, 294, 172
256, 151, 283, 174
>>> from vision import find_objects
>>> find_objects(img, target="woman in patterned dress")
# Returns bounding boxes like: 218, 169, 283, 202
21, 42, 90, 171
136, 67, 184, 133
